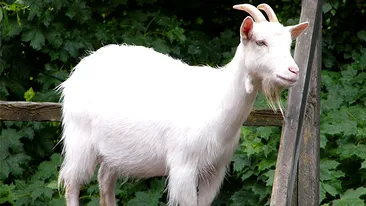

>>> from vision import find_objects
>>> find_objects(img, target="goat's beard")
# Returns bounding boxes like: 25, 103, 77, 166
261, 78, 285, 117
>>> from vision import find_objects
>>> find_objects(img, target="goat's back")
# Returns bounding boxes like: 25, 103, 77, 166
60, 44, 223, 119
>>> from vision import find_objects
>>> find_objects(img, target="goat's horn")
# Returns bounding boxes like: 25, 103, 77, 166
257, 3, 278, 22
233, 4, 267, 22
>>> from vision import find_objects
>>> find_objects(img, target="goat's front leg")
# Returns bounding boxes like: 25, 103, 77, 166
167, 162, 199, 206
98, 162, 118, 206
197, 165, 227, 206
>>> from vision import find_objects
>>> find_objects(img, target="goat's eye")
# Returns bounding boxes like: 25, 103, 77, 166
256, 40, 267, 46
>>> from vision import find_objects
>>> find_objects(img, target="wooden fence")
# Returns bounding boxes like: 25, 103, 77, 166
0, 0, 322, 205
0, 101, 283, 126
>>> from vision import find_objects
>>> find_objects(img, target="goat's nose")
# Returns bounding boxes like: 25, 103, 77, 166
288, 66, 299, 75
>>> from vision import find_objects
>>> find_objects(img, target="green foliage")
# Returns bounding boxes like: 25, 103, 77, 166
319, 47, 366, 205
0, 0, 366, 205
230, 126, 281, 205
0, 153, 63, 205
125, 179, 165, 206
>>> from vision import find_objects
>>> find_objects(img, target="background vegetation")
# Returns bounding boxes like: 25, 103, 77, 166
0, 0, 365, 205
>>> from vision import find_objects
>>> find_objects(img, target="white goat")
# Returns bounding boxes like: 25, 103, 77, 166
57, 3, 308, 206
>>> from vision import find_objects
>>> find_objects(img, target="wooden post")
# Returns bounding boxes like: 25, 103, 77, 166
298, 13, 321, 206
270, 0, 322, 205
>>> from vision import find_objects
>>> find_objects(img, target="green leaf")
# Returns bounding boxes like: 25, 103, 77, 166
0, 161, 10, 180
63, 40, 83, 57
0, 82, 9, 100
196, 17, 203, 25
320, 183, 327, 202
24, 87, 35, 101
240, 135, 265, 157
5, 80, 25, 99
22, 180, 54, 203
0, 184, 16, 204
46, 181, 58, 190
0, 7, 3, 23
125, 178, 165, 205
320, 159, 345, 181
263, 169, 275, 187
46, 30, 63, 48
357, 30, 366, 41
257, 159, 275, 171
86, 181, 99, 196
0, 129, 30, 179
0, 129, 23, 159
320, 133, 328, 149
126, 191, 161, 206
332, 198, 364, 206
322, 117, 357, 137
31, 153, 60, 181
150, 39, 170, 55
87, 197, 100, 206
337, 144, 366, 160
50, 0, 63, 10
331, 187, 366, 206
341, 187, 366, 199
250, 184, 268, 203
21, 29, 45, 50
232, 153, 251, 173
321, 179, 343, 198
16, 12, 21, 27
22, 126, 35, 140
230, 189, 259, 206
323, 3, 332, 13
321, 159, 340, 170
2, 9, 8, 33
240, 169, 254, 181
6, 19, 22, 37
49, 198, 66, 206
361, 160, 366, 170
166, 27, 186, 43
348, 105, 366, 123
323, 182, 339, 197
149, 178, 165, 194
7, 153, 30, 177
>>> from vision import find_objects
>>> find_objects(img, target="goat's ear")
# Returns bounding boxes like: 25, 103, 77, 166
240, 16, 254, 40
287, 21, 309, 40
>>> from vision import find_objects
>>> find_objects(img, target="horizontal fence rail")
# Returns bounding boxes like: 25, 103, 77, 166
0, 101, 283, 126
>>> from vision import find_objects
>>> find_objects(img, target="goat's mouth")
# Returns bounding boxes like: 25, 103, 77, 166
276, 75, 297, 86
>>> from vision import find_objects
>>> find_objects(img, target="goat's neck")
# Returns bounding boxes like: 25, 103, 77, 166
217, 45, 259, 135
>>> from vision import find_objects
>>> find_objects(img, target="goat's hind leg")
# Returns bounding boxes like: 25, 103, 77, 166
59, 126, 97, 206
98, 162, 118, 206
65, 182, 81, 206
167, 163, 199, 206
197, 165, 227, 206
60, 158, 96, 206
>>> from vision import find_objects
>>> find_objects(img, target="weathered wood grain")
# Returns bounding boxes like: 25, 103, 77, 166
0, 101, 62, 121
298, 18, 321, 206
0, 101, 283, 126
244, 109, 283, 126
270, 0, 322, 205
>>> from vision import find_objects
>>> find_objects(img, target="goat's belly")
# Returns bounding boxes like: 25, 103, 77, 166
99, 148, 167, 178
113, 159, 167, 178
95, 128, 168, 178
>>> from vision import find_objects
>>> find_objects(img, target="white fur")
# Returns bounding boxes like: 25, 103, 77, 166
57, 14, 307, 206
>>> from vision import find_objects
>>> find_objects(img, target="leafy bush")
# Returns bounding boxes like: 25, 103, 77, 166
0, 0, 365, 205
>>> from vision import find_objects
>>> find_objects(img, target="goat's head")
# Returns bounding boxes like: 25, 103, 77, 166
233, 3, 308, 110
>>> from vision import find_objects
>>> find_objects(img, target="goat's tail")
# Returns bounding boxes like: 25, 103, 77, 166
58, 119, 97, 193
